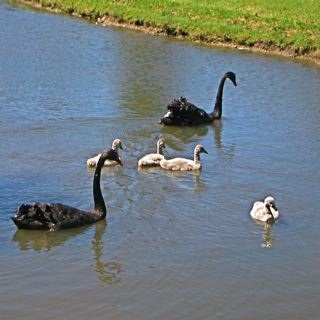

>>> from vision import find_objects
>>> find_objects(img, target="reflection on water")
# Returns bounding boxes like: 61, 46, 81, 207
212, 120, 223, 149
160, 120, 235, 160
252, 220, 276, 248
160, 124, 209, 147
261, 223, 274, 248
12, 226, 90, 251
159, 166, 204, 185
92, 221, 122, 284
12, 229, 80, 251
12, 220, 122, 285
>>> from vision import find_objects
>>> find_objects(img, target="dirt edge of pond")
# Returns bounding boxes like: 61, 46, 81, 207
19, 0, 320, 67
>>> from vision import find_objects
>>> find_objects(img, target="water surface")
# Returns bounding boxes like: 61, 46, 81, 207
0, 1, 320, 319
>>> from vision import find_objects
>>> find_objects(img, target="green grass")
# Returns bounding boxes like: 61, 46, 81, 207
22, 0, 320, 59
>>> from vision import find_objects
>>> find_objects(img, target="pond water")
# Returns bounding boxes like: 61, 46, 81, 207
0, 1, 320, 319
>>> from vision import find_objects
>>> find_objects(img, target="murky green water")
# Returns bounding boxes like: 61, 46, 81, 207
1, 1, 320, 319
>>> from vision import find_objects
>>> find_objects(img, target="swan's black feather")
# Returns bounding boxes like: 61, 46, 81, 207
160, 97, 211, 126
11, 148, 122, 231
11, 202, 97, 230
159, 72, 237, 126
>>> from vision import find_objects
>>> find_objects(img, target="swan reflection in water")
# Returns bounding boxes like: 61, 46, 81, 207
163, 166, 209, 194
92, 220, 122, 284
12, 226, 89, 251
252, 220, 276, 248
212, 120, 223, 149
12, 221, 122, 284
262, 223, 275, 248
160, 113, 235, 159
160, 123, 208, 145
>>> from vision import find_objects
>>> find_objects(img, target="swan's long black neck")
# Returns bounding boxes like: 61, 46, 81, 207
210, 75, 227, 120
93, 157, 107, 218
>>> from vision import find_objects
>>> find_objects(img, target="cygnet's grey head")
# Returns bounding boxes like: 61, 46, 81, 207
157, 138, 165, 149
112, 139, 123, 151
157, 138, 166, 154
195, 144, 208, 155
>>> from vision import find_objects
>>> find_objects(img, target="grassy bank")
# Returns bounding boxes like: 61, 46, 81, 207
19, 0, 320, 63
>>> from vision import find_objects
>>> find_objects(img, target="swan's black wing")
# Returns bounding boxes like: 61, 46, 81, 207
11, 202, 98, 230
160, 97, 211, 126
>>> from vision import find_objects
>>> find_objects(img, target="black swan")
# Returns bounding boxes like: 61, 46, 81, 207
159, 71, 237, 126
11, 149, 122, 231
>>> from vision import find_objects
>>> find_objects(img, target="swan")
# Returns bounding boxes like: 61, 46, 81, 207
159, 71, 237, 126
11, 149, 123, 231
138, 138, 166, 167
87, 139, 123, 167
250, 196, 279, 223
160, 144, 208, 171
